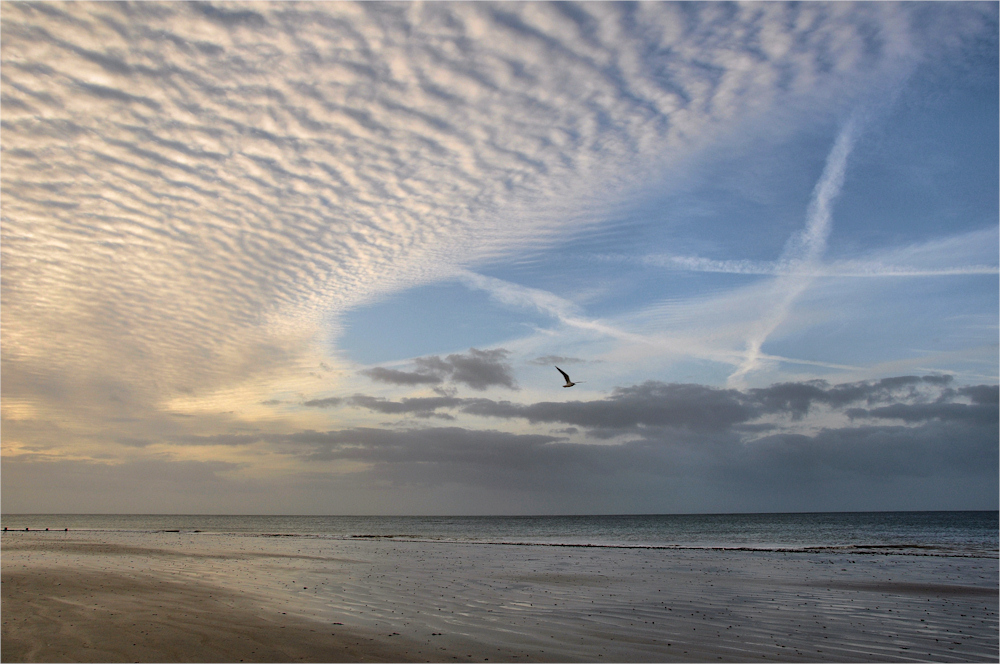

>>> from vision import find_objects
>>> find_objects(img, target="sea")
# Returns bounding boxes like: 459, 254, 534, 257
2, 511, 996, 558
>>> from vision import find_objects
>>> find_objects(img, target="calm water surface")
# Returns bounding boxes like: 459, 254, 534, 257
2, 512, 995, 557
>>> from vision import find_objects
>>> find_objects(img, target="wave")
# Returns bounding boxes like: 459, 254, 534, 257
293, 533, 997, 557
7, 526, 994, 558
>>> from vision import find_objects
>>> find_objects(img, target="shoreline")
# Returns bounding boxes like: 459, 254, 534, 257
3, 532, 997, 662
6, 528, 996, 559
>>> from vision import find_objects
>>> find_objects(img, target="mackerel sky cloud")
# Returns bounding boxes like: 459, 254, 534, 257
2, 2, 996, 514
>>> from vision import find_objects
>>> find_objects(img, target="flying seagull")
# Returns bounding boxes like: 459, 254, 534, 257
555, 366, 583, 388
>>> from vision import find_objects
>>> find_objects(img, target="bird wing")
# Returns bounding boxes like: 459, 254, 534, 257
555, 366, 571, 382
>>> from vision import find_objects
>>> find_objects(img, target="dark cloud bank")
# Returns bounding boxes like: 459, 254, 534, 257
320, 373, 996, 432
5, 374, 993, 514
269, 375, 998, 512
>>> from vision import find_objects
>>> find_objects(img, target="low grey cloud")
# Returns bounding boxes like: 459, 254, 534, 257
341, 375, 988, 434
361, 367, 442, 386
461, 382, 752, 435
301, 397, 343, 409
957, 384, 1000, 405
441, 349, 518, 391
748, 375, 957, 419
345, 395, 462, 415
397, 348, 518, 391
353, 348, 518, 393
845, 402, 998, 426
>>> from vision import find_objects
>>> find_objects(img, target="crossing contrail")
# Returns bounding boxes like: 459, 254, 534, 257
728, 114, 861, 387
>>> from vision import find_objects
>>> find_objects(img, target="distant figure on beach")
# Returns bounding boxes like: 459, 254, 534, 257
556, 366, 583, 388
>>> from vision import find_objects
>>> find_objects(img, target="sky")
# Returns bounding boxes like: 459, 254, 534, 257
2, 1, 997, 515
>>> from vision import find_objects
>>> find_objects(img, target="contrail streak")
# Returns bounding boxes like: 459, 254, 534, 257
458, 270, 652, 345
646, 256, 998, 277
728, 115, 860, 386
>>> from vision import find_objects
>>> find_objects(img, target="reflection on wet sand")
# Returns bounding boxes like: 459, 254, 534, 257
2, 531, 997, 662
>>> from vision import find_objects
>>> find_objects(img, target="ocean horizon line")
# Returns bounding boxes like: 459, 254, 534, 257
3, 509, 997, 517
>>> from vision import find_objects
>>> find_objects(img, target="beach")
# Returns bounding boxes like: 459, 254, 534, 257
2, 528, 996, 662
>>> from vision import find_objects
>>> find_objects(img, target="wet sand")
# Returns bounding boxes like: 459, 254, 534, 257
2, 531, 997, 662
1, 566, 424, 663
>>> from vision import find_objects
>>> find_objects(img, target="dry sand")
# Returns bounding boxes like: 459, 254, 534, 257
2, 531, 997, 662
